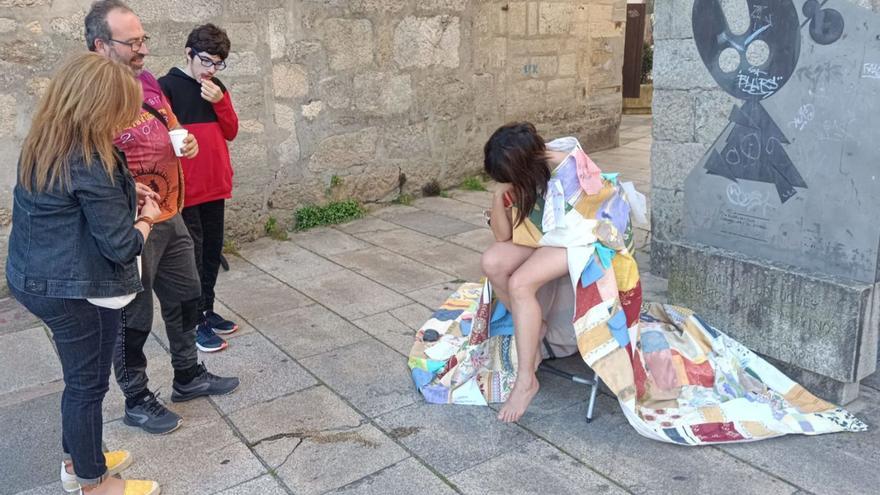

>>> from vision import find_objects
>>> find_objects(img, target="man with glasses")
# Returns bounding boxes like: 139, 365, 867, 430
84, 0, 239, 437
159, 24, 241, 353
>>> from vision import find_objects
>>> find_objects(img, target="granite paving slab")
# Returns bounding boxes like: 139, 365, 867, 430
0, 297, 40, 336
374, 401, 533, 476
351, 312, 417, 357
1, 392, 62, 494
445, 227, 494, 253
300, 339, 421, 418
718, 386, 880, 495
527, 395, 798, 495
352, 228, 445, 256
290, 269, 412, 320
200, 332, 317, 415
329, 246, 454, 292
329, 457, 456, 495
214, 475, 288, 495
214, 267, 313, 323
252, 304, 370, 359
237, 237, 345, 285
290, 227, 370, 255
0, 327, 61, 397
450, 439, 627, 495
377, 209, 477, 238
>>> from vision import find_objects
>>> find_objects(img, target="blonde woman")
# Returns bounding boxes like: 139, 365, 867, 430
6, 52, 161, 495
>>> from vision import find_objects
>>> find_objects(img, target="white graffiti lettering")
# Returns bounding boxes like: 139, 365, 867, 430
726, 183, 774, 216
862, 63, 880, 79
789, 104, 815, 131
737, 67, 782, 97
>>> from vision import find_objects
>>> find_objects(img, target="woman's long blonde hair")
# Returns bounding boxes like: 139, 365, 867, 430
19, 52, 142, 192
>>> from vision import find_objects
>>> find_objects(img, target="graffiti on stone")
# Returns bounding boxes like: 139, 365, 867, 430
692, 0, 844, 204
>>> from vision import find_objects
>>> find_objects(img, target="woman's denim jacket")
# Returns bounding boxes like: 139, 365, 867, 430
6, 152, 145, 298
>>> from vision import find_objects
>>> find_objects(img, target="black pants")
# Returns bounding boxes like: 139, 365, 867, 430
181, 199, 225, 314
115, 214, 201, 399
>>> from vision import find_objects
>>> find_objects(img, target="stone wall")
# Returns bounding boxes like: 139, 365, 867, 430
0, 0, 627, 248
652, 0, 880, 403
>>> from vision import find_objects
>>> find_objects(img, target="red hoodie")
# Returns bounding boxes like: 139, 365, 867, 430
159, 67, 239, 207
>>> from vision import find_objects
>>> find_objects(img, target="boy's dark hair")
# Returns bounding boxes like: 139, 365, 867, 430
483, 122, 550, 227
185, 23, 231, 60
84, 0, 132, 51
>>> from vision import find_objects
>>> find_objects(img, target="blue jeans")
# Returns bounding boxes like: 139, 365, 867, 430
10, 285, 119, 485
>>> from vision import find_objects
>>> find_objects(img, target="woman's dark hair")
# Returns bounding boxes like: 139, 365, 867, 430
483, 122, 550, 226
185, 23, 231, 59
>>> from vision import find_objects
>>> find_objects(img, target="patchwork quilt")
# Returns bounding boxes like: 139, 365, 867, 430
407, 138, 867, 444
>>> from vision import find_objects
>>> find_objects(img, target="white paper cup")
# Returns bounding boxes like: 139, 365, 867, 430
169, 129, 188, 157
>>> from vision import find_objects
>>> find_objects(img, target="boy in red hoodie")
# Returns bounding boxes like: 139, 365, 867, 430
159, 24, 239, 352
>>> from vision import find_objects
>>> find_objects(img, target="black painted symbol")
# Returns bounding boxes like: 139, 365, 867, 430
802, 0, 845, 45
693, 0, 845, 203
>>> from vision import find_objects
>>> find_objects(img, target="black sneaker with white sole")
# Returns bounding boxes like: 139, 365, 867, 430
123, 392, 182, 435
171, 363, 240, 402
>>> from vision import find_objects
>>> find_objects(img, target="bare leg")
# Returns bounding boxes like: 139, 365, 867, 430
480, 241, 534, 308
498, 246, 569, 423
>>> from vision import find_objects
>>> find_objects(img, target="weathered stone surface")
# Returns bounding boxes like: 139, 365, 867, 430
309, 127, 378, 172
0, 327, 60, 396
353, 72, 413, 115
0, 391, 61, 494
375, 402, 533, 475
651, 140, 707, 189
652, 38, 716, 91
291, 268, 412, 320
253, 304, 370, 359
272, 63, 309, 99
538, 2, 575, 35
660, 240, 878, 397
331, 457, 455, 494
126, 0, 221, 23
322, 18, 374, 71
301, 99, 323, 120
393, 15, 461, 69
652, 90, 694, 142
693, 89, 738, 145
319, 75, 351, 109
216, 476, 288, 495
416, 0, 466, 11
330, 246, 452, 292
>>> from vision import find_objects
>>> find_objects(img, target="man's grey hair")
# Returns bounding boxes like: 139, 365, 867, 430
84, 0, 132, 51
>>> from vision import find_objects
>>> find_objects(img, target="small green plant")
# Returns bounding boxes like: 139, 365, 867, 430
222, 239, 240, 256
439, 190, 450, 198
393, 193, 414, 206
330, 175, 343, 188
461, 176, 487, 191
421, 179, 442, 197
264, 216, 288, 240
294, 199, 365, 231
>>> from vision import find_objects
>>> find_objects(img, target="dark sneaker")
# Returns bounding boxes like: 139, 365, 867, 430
195, 320, 227, 352
205, 310, 239, 335
123, 392, 182, 435
171, 363, 240, 402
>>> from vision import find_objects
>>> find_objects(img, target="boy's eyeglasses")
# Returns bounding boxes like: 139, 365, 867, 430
107, 35, 150, 51
193, 53, 227, 71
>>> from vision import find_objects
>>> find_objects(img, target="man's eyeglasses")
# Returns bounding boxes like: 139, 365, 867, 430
193, 53, 227, 71
107, 35, 150, 51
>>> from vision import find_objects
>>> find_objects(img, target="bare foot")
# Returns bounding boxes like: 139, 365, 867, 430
497, 375, 540, 423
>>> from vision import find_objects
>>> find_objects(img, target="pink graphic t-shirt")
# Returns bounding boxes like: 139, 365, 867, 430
114, 70, 184, 223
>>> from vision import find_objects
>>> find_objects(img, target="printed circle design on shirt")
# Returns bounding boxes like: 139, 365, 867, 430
135, 164, 177, 212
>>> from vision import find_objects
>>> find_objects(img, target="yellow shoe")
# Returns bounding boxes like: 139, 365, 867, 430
123, 480, 161, 495
61, 450, 133, 492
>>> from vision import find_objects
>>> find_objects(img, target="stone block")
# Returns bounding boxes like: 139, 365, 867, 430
222, 0, 284, 17
319, 75, 352, 109
272, 63, 309, 99
528, 2, 538, 35
653, 0, 695, 40
694, 89, 738, 145
415, 75, 470, 119
353, 72, 413, 115
538, 2, 575, 35
352, 311, 417, 356
238, 237, 347, 285
226, 81, 264, 119
660, 240, 878, 402
473, 36, 506, 70
383, 122, 430, 159
393, 15, 460, 69
332, 457, 456, 494
506, 2, 527, 36
236, 118, 263, 134
309, 127, 378, 172
350, 0, 407, 13
126, 0, 221, 23
649, 187, 685, 245
222, 22, 259, 49
652, 38, 716, 91
416, 0, 466, 11
650, 140, 707, 190
301, 100, 323, 120
558, 52, 577, 76
652, 90, 694, 142
321, 18, 374, 71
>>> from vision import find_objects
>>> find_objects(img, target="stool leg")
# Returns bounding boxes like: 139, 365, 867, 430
586, 372, 600, 423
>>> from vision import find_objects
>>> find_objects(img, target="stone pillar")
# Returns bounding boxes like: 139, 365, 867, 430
652, 0, 880, 404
